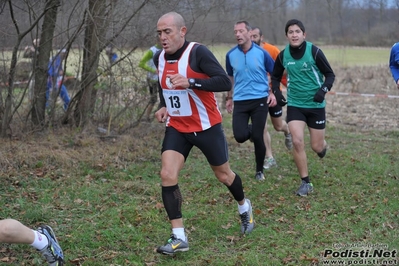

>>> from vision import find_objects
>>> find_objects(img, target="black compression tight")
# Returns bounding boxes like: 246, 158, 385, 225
162, 184, 183, 220
226, 173, 245, 202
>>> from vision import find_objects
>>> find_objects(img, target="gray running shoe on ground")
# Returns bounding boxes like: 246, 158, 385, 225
263, 157, 277, 169
285, 133, 293, 150
156, 234, 189, 255
240, 199, 255, 234
37, 225, 64, 266
296, 181, 314, 196
255, 171, 265, 180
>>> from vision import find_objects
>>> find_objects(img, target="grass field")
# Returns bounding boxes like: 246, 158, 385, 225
2, 45, 391, 79
0, 117, 398, 265
208, 45, 391, 68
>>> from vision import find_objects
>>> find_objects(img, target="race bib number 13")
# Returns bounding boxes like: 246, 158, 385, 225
163, 90, 192, 116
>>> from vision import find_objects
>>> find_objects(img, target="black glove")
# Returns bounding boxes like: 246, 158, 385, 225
313, 87, 329, 103
273, 88, 287, 106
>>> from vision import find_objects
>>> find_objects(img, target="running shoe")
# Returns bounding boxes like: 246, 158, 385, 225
255, 171, 265, 181
263, 157, 277, 169
156, 234, 189, 255
240, 199, 255, 234
296, 181, 314, 196
37, 225, 64, 266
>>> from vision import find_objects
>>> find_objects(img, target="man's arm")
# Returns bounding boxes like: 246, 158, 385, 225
188, 44, 231, 92
153, 50, 165, 109
271, 51, 287, 106
139, 50, 156, 73
271, 51, 286, 91
225, 76, 234, 113
313, 45, 335, 90
263, 50, 275, 75
226, 76, 234, 99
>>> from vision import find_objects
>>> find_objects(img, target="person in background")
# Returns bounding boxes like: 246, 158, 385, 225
139, 42, 161, 121
0, 219, 64, 265
154, 11, 254, 256
105, 45, 118, 65
389, 34, 399, 90
23, 38, 39, 59
271, 19, 335, 196
225, 21, 276, 181
23, 38, 40, 100
251, 26, 293, 170
46, 49, 70, 111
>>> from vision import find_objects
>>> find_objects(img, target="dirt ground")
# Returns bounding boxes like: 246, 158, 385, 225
325, 65, 399, 131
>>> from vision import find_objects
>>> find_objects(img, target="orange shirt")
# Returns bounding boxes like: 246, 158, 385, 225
262, 42, 287, 89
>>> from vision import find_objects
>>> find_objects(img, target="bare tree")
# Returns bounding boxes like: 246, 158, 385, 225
31, 0, 61, 127
0, 0, 53, 136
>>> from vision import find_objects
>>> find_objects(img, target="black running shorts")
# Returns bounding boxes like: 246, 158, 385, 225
161, 123, 229, 166
286, 106, 326, 129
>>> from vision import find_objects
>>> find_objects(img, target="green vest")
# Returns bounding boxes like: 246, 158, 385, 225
283, 42, 325, 108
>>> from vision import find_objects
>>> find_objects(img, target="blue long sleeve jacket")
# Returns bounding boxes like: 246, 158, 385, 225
389, 42, 399, 84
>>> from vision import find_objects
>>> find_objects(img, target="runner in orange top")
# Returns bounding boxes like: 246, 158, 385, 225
251, 27, 292, 170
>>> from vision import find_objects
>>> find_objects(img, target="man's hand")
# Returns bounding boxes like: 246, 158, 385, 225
155, 107, 168, 123
226, 99, 233, 113
273, 88, 287, 106
167, 74, 189, 89
313, 87, 328, 103
267, 92, 277, 107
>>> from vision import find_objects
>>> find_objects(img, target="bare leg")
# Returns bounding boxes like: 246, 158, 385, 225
263, 120, 273, 159
288, 120, 308, 178
309, 127, 327, 154
0, 219, 35, 244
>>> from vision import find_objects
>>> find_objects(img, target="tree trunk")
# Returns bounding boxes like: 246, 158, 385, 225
72, 0, 109, 127
31, 0, 60, 127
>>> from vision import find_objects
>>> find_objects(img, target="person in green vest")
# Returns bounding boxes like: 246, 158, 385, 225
139, 42, 161, 122
271, 19, 335, 196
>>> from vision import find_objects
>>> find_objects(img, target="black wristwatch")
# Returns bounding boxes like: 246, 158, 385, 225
188, 78, 195, 88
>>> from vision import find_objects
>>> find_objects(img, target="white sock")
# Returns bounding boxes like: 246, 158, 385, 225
238, 200, 249, 214
30, 230, 48, 250
172, 228, 186, 242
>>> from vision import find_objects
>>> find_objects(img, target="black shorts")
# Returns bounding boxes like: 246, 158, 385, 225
161, 123, 229, 166
147, 78, 158, 104
286, 106, 326, 129
268, 104, 283, 118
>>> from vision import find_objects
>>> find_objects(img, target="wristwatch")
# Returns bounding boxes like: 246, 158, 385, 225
188, 78, 195, 88
321, 86, 328, 93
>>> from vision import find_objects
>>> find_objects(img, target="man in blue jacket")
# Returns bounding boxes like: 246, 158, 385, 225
389, 40, 399, 90
225, 20, 276, 181
47, 49, 70, 111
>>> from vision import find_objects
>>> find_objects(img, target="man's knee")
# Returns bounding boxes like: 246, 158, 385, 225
271, 117, 285, 131
0, 219, 14, 239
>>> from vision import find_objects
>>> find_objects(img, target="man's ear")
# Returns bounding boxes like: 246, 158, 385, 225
180, 26, 187, 37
